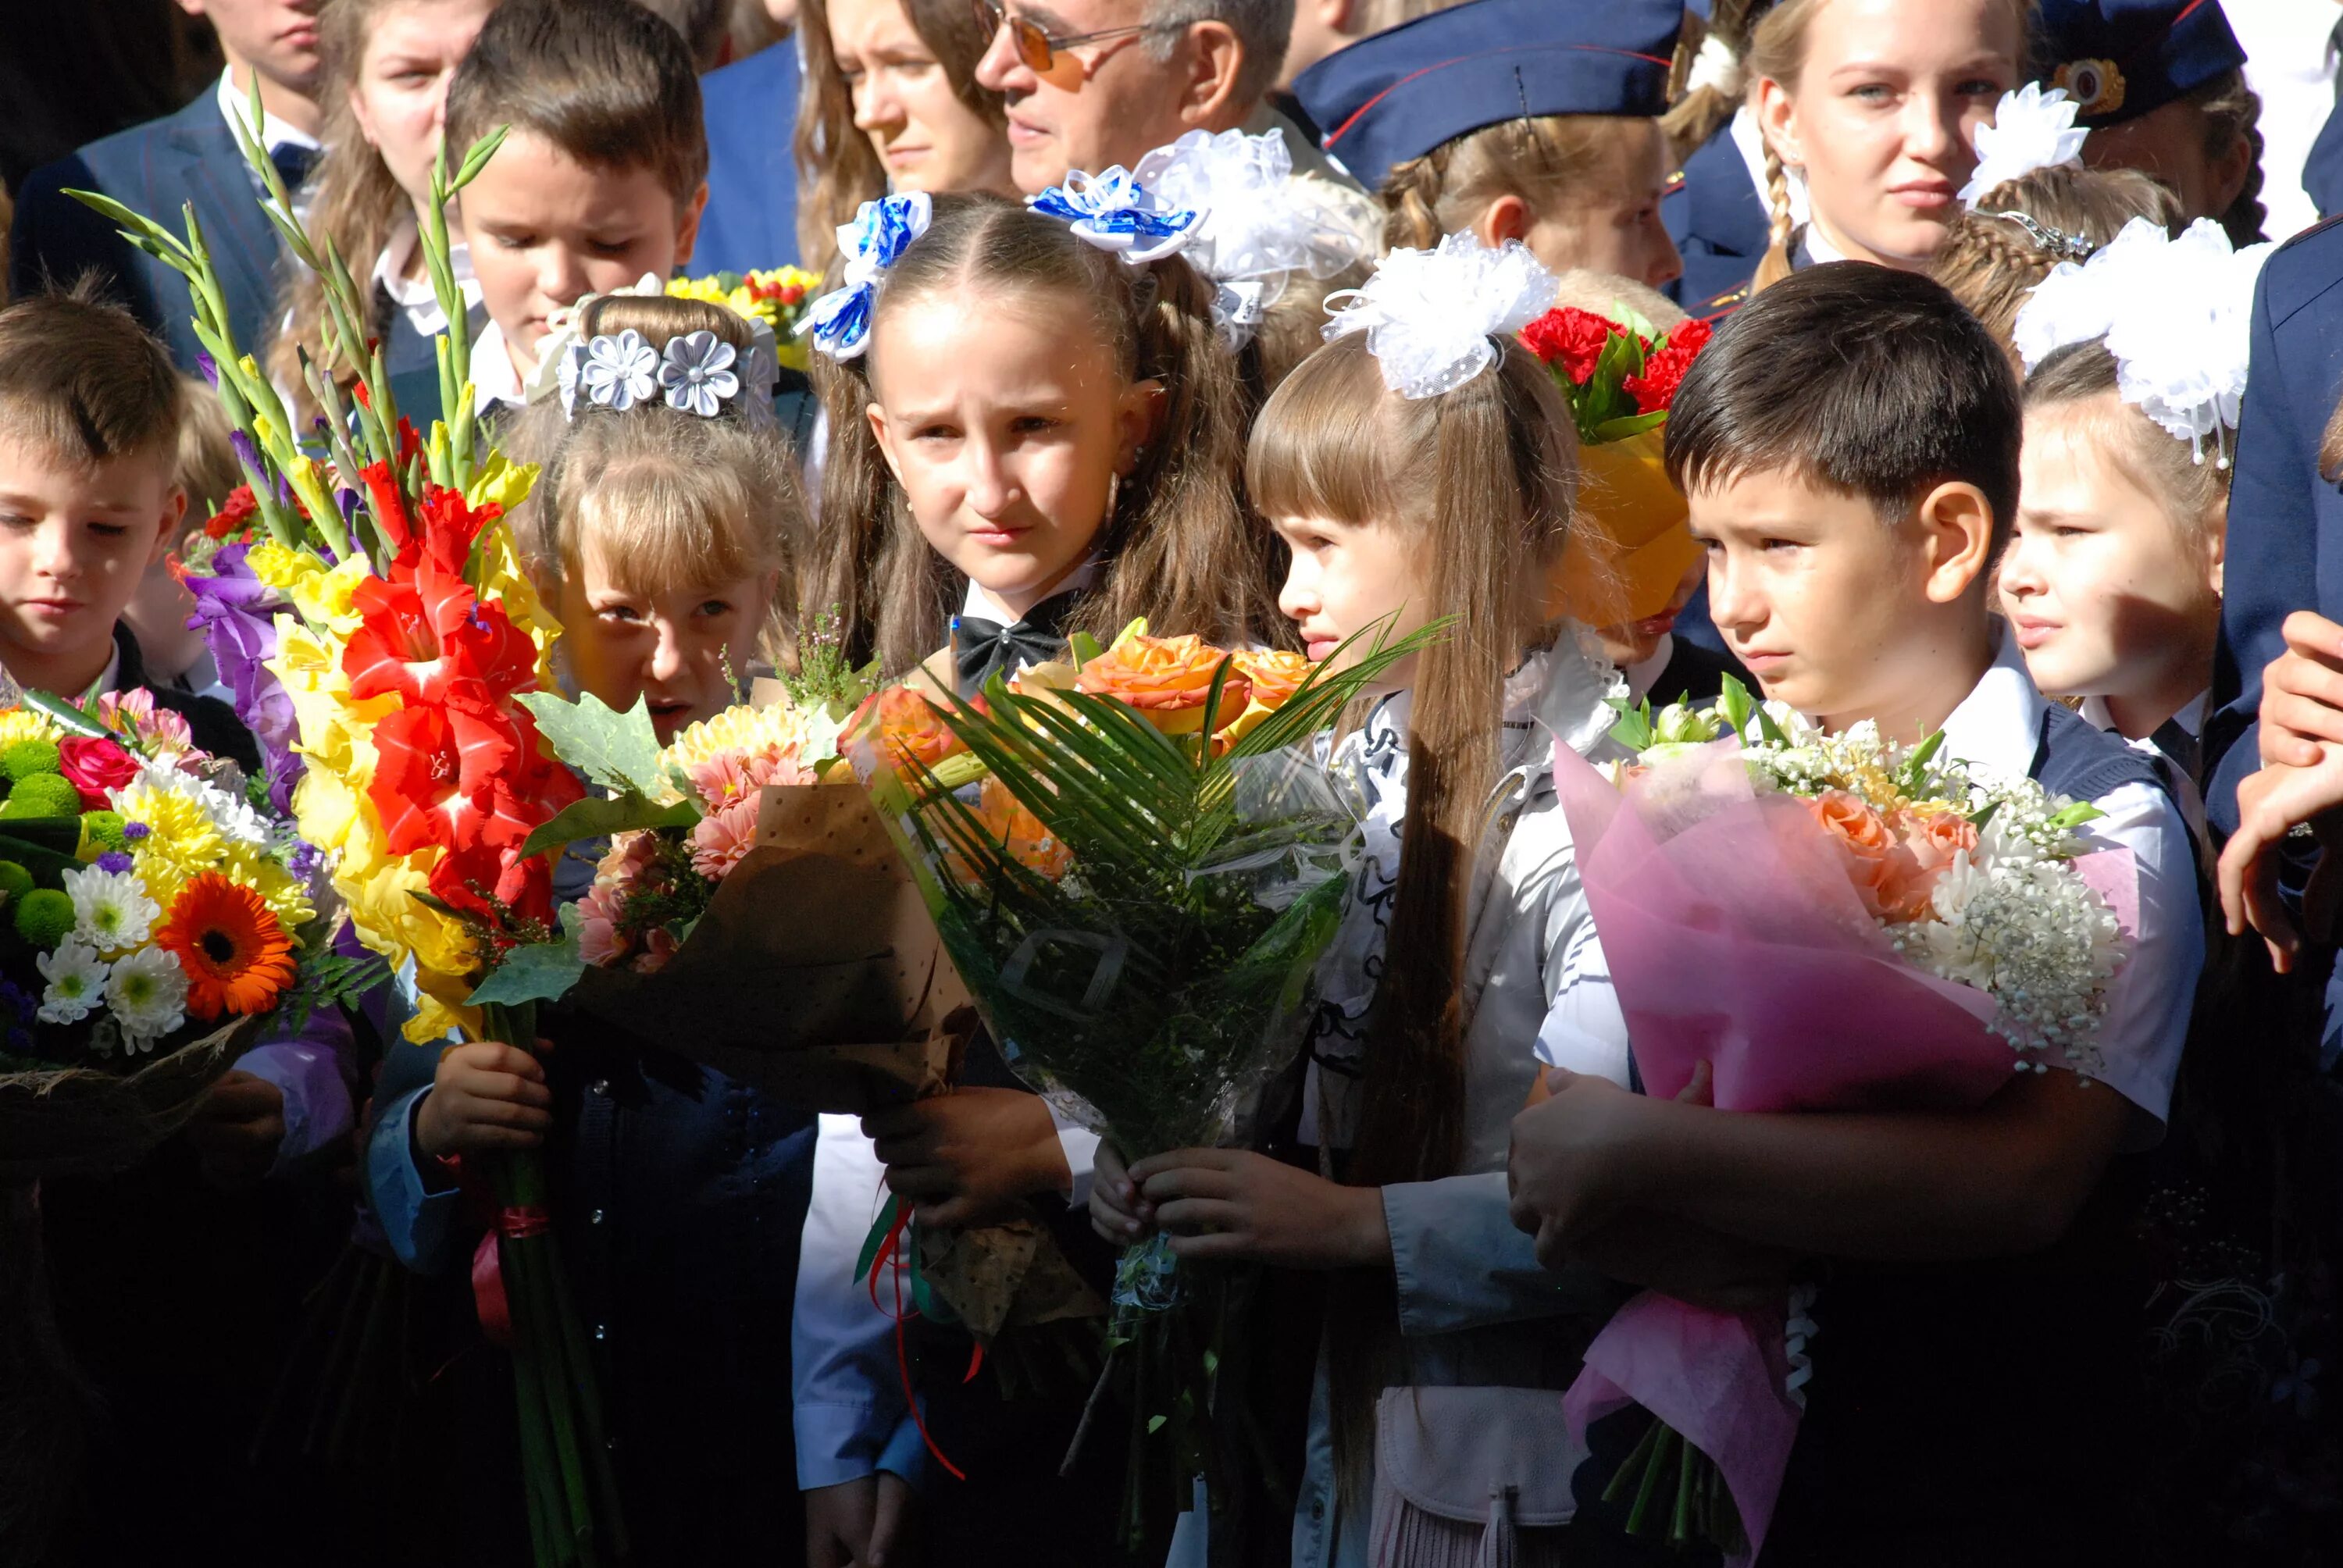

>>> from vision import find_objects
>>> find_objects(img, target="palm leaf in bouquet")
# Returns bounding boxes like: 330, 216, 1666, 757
854, 620, 1441, 1550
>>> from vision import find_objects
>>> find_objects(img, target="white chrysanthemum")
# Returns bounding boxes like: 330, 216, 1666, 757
105, 945, 187, 1053
116, 761, 271, 848
37, 940, 110, 1026
63, 864, 160, 953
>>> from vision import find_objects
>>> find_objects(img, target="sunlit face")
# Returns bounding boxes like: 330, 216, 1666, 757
830, 0, 1016, 197
1272, 512, 1435, 695
555, 544, 773, 744
973, 0, 1196, 194
2000, 396, 2224, 712
866, 288, 1155, 619
458, 130, 708, 373
2083, 98, 2248, 230
1757, 0, 2020, 268
0, 437, 181, 690
348, 0, 496, 211
180, 0, 323, 94
1516, 120, 1682, 291
1691, 465, 1983, 732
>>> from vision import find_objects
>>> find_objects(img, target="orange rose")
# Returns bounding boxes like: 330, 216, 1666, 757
1075, 632, 1251, 736
1229, 649, 1311, 711
1805, 790, 1934, 922
853, 682, 966, 772
952, 775, 1070, 883
1897, 807, 1978, 875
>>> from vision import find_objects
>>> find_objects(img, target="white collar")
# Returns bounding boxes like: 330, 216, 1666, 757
2078, 687, 2209, 743
1933, 621, 2048, 779
1623, 633, 1675, 703
216, 67, 319, 155
957, 555, 1100, 625
372, 213, 478, 323
468, 318, 527, 414
1793, 219, 1853, 269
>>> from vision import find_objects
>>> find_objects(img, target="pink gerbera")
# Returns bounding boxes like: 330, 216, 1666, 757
688, 795, 763, 882
687, 744, 815, 812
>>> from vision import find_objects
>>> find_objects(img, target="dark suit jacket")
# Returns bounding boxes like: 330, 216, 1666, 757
693, 43, 802, 276
9, 89, 283, 375
2308, 98, 2343, 226
2205, 217, 2343, 834
1663, 124, 1769, 313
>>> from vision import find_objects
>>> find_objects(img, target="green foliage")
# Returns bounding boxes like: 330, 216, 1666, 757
515, 691, 670, 798
0, 739, 60, 782
19, 692, 105, 738
782, 608, 883, 717
468, 917, 586, 1008
270, 946, 393, 1041
519, 793, 701, 861
2, 775, 83, 819
13, 889, 73, 949
78, 811, 127, 856
1608, 693, 1657, 752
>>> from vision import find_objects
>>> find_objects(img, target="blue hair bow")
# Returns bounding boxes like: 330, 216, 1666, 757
803, 191, 935, 362
1028, 167, 1201, 265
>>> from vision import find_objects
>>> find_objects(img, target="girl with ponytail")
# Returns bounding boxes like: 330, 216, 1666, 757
1094, 237, 1679, 1566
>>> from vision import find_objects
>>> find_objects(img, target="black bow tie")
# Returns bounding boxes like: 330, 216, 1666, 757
2149, 717, 2201, 787
269, 141, 319, 194
952, 593, 1076, 697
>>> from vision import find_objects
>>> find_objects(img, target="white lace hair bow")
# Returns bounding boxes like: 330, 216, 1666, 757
555, 325, 779, 423
1131, 129, 1375, 350
1960, 83, 2088, 206
2014, 216, 2275, 464
1321, 233, 1558, 400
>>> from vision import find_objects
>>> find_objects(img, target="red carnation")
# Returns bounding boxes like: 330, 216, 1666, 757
1519, 307, 1619, 384
1622, 319, 1714, 415
58, 736, 141, 808
205, 484, 260, 540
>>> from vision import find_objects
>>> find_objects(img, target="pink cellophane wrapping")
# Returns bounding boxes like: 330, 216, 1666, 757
1550, 739, 2137, 1563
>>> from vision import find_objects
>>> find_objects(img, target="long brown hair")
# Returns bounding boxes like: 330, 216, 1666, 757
2189, 68, 2266, 248
810, 192, 1283, 675
267, 0, 497, 423
792, 0, 1004, 278
1246, 331, 1578, 1490
1381, 115, 1660, 256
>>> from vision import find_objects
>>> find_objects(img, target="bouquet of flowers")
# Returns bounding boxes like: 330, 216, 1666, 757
1518, 304, 1713, 630
68, 93, 623, 1568
667, 265, 821, 372
1550, 679, 2136, 1563
851, 622, 1425, 1551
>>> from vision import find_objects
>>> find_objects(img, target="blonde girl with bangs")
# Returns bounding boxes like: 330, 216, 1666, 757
1094, 241, 1756, 1567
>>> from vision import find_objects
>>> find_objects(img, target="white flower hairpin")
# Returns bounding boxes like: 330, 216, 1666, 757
1029, 166, 1203, 264
568, 329, 658, 412
557, 324, 779, 422
1130, 128, 1375, 350
2013, 216, 2276, 465
1960, 83, 2088, 205
1321, 233, 1558, 400
804, 191, 935, 362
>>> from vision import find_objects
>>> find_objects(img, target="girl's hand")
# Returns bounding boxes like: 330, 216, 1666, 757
1128, 1149, 1391, 1270
1506, 1067, 1666, 1256
1089, 1139, 1155, 1244
860, 1086, 1072, 1231
413, 1039, 553, 1159
805, 1470, 916, 1568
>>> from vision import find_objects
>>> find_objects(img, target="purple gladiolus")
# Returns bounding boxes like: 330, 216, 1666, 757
184, 541, 305, 812
196, 350, 218, 387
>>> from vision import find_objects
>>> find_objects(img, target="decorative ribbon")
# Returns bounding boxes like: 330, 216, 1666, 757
803, 192, 934, 362
1028, 166, 1201, 265
469, 1205, 555, 1348
866, 1199, 969, 1481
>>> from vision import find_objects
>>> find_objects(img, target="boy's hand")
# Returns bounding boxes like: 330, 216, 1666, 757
1089, 1139, 1154, 1243
1128, 1149, 1390, 1269
1507, 1067, 1668, 1260
2217, 756, 2343, 971
805, 1471, 916, 1568
860, 1087, 1070, 1231
2258, 613, 2343, 767
184, 1070, 285, 1190
413, 1040, 552, 1159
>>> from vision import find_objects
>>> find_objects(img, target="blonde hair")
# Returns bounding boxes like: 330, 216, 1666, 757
173, 376, 241, 544
534, 294, 804, 655
1931, 164, 2179, 363
269, 0, 500, 425
1746, 0, 2036, 291
1548, 267, 1688, 330
812, 193, 1284, 676
1381, 115, 1660, 255
1661, 0, 1760, 166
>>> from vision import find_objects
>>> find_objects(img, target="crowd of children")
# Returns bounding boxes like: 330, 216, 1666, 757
5, 0, 2342, 1565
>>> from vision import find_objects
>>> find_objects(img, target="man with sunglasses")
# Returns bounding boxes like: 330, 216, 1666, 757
971, 0, 1379, 254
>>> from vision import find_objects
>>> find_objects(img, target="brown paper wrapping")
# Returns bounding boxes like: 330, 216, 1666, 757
0, 1015, 255, 1183
565, 781, 979, 1114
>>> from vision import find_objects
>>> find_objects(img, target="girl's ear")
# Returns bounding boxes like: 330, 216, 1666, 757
2205, 499, 2228, 598
867, 400, 909, 486
1755, 74, 1805, 172
1917, 479, 1995, 605
1474, 194, 1532, 249
1117, 377, 1168, 475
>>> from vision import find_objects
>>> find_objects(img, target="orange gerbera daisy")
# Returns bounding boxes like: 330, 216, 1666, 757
155, 872, 298, 1018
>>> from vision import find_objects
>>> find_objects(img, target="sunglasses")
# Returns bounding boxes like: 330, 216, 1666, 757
970, 0, 1179, 73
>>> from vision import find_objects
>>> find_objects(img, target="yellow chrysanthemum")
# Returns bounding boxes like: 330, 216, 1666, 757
0, 707, 61, 750
659, 699, 818, 778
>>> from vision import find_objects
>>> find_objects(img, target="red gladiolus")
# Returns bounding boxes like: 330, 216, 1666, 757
410, 485, 503, 572
362, 460, 411, 555
58, 736, 141, 807
344, 565, 535, 708
398, 416, 423, 466
205, 484, 260, 540
430, 837, 558, 931
1519, 307, 1617, 385
367, 699, 522, 855
1622, 319, 1714, 415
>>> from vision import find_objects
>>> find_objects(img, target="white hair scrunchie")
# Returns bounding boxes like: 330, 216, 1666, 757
1321, 233, 1559, 400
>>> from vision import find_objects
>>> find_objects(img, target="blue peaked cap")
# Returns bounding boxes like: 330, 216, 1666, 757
2032, 0, 2247, 128
1293, 0, 1683, 198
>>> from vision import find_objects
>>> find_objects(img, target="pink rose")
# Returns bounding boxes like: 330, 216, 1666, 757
58, 736, 141, 808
